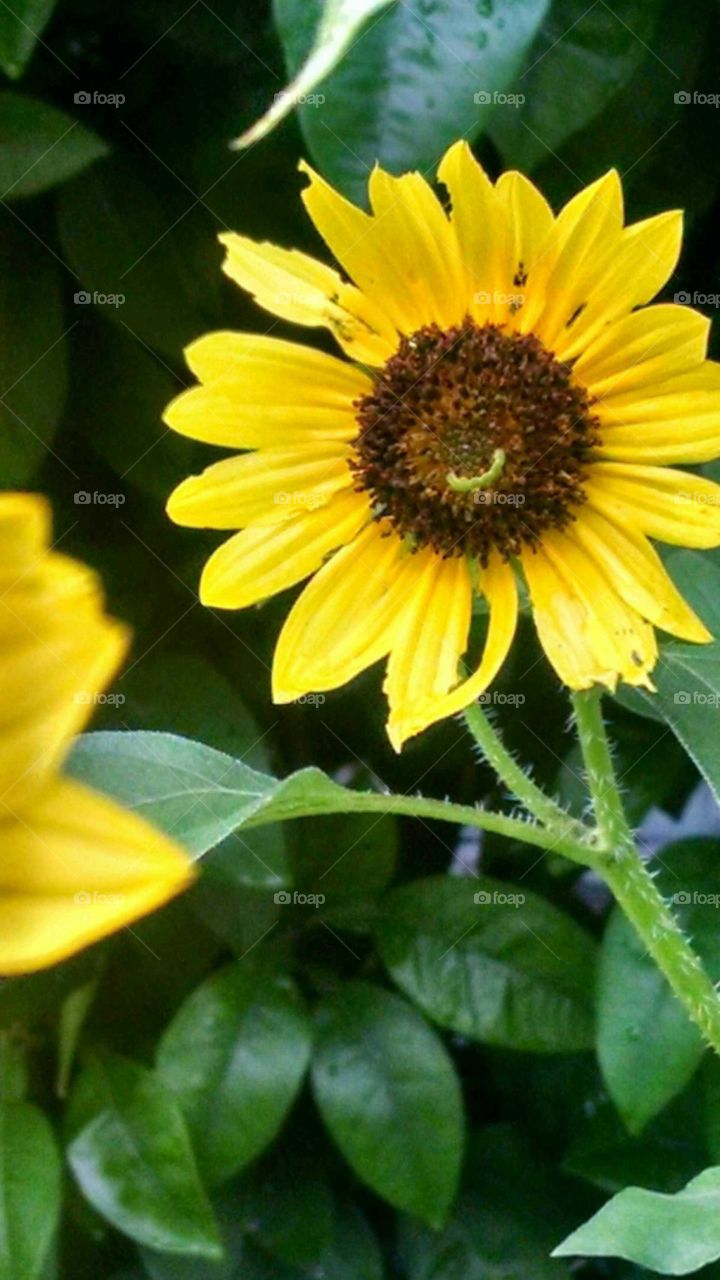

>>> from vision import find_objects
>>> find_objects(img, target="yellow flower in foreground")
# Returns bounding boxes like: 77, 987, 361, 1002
165, 141, 720, 750
0, 494, 194, 973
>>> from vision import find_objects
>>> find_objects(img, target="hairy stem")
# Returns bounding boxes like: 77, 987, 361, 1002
463, 700, 586, 842
573, 686, 720, 1057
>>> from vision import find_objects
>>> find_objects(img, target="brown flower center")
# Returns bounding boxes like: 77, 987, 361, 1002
351, 319, 600, 562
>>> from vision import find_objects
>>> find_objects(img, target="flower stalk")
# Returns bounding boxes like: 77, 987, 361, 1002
571, 688, 720, 1058
461, 684, 720, 1058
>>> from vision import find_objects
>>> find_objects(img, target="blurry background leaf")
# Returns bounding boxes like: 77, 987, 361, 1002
489, 0, 663, 170
273, 0, 551, 200
236, 0, 397, 147
56, 155, 222, 359
0, 0, 59, 79
0, 94, 107, 198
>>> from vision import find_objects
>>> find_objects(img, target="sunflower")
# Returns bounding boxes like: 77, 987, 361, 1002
165, 141, 720, 751
0, 493, 194, 973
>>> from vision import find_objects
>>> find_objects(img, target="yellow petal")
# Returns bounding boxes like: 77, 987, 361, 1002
437, 140, 504, 323
387, 551, 519, 751
0, 778, 195, 974
595, 362, 720, 464
0, 557, 128, 807
272, 521, 415, 700
218, 233, 396, 365
522, 544, 617, 690
573, 505, 710, 643
521, 170, 623, 342
185, 331, 373, 399
537, 529, 657, 688
165, 333, 371, 449
384, 552, 477, 750
0, 493, 51, 591
366, 166, 463, 329
492, 170, 554, 327
585, 463, 720, 548
299, 160, 420, 335
574, 304, 709, 398
553, 209, 683, 361
167, 445, 352, 530
199, 490, 370, 609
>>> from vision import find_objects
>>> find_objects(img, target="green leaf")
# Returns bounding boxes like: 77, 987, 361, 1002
622, 552, 720, 805
0, 94, 107, 197
0, 1103, 61, 1280
156, 961, 312, 1185
66, 731, 362, 859
67, 1053, 221, 1259
596, 839, 720, 1133
273, 0, 550, 200
0, 213, 66, 486
103, 655, 291, 892
311, 982, 463, 1227
235, 0, 396, 147
57, 155, 221, 359
0, 0, 58, 77
553, 1165, 720, 1274
66, 729, 557, 868
489, 0, 662, 169
377, 875, 596, 1052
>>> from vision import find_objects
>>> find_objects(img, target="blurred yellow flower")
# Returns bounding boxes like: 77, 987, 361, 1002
165, 141, 720, 750
0, 494, 194, 973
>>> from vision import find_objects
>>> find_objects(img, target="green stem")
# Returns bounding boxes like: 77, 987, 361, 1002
603, 853, 720, 1054
244, 788, 594, 866
573, 687, 720, 1057
571, 687, 634, 858
463, 700, 586, 842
